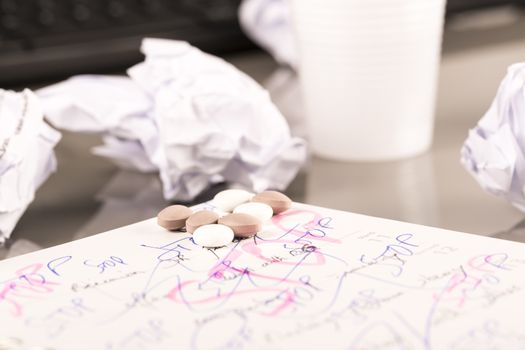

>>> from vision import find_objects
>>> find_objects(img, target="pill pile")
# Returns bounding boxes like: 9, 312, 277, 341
157, 190, 292, 248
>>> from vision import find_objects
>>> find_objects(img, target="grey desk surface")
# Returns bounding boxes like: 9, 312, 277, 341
3, 8, 525, 259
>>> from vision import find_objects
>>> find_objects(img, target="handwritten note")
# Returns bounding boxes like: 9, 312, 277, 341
1, 202, 525, 349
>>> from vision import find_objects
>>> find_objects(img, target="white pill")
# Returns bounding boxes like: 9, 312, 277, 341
213, 189, 254, 212
192, 224, 234, 248
233, 202, 274, 222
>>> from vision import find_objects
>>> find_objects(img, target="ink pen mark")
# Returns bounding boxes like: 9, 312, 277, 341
207, 249, 220, 260
255, 223, 301, 243
174, 269, 249, 312
47, 256, 73, 277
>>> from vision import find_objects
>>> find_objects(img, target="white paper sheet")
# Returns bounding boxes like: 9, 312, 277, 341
461, 63, 525, 211
38, 39, 306, 202
239, 0, 297, 68
1, 202, 525, 349
0, 89, 61, 243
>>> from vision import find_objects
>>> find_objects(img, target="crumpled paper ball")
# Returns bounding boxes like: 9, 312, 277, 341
39, 38, 307, 202
461, 63, 525, 211
239, 0, 297, 69
0, 89, 61, 243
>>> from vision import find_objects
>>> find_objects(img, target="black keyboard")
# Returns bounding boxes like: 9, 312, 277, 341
447, 0, 525, 14
1, 0, 524, 87
0, 0, 254, 86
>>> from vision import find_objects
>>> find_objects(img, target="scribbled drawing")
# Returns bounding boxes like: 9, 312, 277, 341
0, 263, 60, 317
2, 203, 525, 350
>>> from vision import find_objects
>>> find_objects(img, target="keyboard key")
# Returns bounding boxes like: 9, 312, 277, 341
0, 0, 17, 13
1, 14, 20, 31
72, 3, 91, 22
38, 10, 55, 26
107, 1, 126, 19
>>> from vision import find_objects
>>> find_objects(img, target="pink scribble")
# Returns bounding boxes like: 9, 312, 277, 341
0, 263, 59, 317
207, 250, 243, 280
166, 278, 296, 316
165, 207, 339, 317
260, 290, 296, 317
437, 272, 483, 308
468, 253, 510, 273
433, 253, 511, 309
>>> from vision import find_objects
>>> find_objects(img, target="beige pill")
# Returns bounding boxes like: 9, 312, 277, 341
218, 213, 262, 238
251, 191, 292, 214
186, 210, 220, 234
157, 205, 193, 231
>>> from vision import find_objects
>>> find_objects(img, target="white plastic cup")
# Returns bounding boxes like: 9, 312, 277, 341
290, 0, 446, 161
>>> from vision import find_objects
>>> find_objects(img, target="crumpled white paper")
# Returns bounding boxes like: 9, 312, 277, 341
239, 0, 297, 69
38, 75, 159, 173
38, 38, 306, 202
461, 63, 525, 211
0, 89, 61, 243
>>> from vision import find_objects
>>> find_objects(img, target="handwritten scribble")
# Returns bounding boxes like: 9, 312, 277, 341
0, 263, 60, 317
2, 203, 525, 350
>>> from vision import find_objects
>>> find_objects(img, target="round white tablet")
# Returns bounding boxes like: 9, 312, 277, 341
213, 189, 254, 212
192, 224, 234, 248
233, 202, 273, 222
